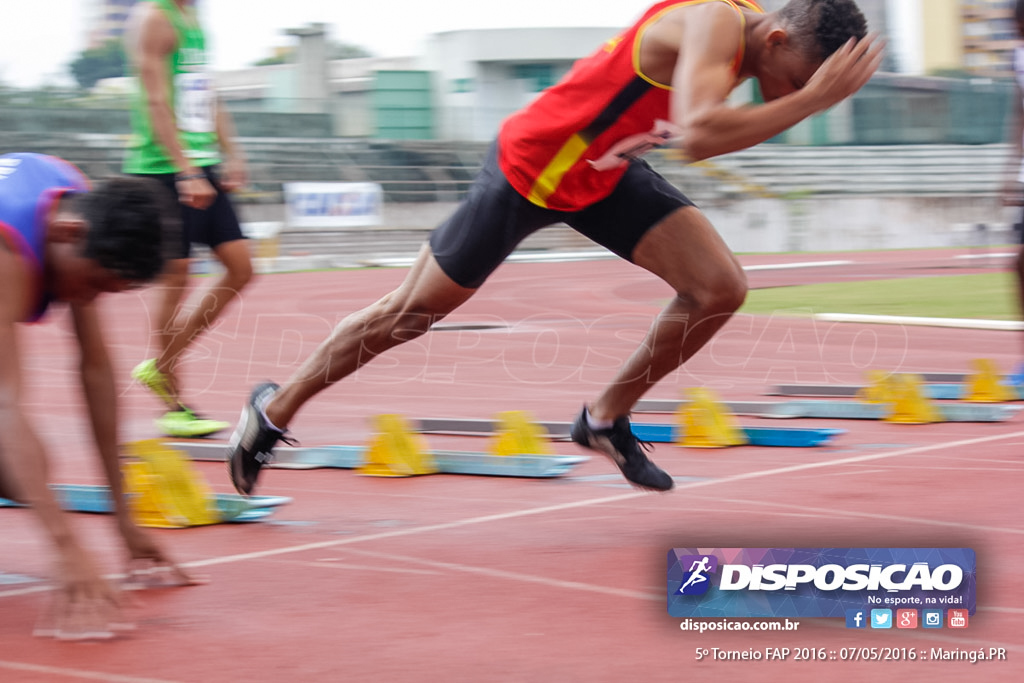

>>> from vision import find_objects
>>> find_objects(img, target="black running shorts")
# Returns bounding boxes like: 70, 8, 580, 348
429, 143, 695, 289
135, 165, 245, 259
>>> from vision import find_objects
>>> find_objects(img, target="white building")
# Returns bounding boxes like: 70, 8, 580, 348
86, 0, 138, 48
422, 27, 620, 141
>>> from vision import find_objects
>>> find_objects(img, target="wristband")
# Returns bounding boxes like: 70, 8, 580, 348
176, 171, 206, 182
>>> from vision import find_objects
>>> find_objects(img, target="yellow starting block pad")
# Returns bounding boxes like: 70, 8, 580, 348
360, 414, 438, 477
883, 374, 941, 424
677, 388, 748, 448
964, 359, 1017, 403
124, 440, 290, 526
490, 410, 552, 456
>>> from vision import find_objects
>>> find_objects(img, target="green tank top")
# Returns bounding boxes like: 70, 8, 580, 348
123, 0, 220, 174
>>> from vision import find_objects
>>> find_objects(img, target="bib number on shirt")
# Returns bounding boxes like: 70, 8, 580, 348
175, 72, 215, 133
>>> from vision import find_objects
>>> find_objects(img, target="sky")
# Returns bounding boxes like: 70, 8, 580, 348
0, 1, 648, 88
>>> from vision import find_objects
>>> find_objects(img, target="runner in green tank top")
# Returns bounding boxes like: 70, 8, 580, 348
125, 0, 255, 439
124, 0, 220, 174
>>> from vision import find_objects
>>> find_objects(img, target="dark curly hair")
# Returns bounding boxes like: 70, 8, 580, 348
72, 176, 180, 281
779, 0, 868, 62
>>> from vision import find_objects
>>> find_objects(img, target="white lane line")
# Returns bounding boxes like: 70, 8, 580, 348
744, 260, 853, 272
0, 661, 180, 683
342, 548, 661, 601
264, 558, 443, 577
955, 253, 1016, 260
815, 313, 1024, 331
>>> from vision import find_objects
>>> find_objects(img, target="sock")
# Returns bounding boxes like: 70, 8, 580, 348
256, 395, 285, 432
586, 408, 615, 431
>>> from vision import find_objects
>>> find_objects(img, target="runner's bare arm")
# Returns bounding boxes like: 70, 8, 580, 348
0, 251, 123, 637
69, 301, 195, 583
215, 104, 247, 192
68, 302, 131, 532
670, 4, 882, 161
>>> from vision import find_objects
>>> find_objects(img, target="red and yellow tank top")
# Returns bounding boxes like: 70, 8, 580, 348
497, 0, 762, 211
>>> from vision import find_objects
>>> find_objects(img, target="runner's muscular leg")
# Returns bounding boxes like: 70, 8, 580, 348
151, 258, 191, 403
589, 206, 747, 421
159, 239, 253, 375
265, 244, 476, 428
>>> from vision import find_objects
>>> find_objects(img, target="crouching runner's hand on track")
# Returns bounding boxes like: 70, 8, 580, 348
120, 523, 207, 589
34, 544, 130, 641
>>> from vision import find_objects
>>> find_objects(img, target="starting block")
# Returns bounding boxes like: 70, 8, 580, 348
677, 388, 747, 448
123, 440, 290, 527
491, 411, 552, 456
636, 364, 1021, 423
125, 440, 219, 527
884, 374, 941, 424
169, 418, 588, 480
857, 371, 893, 404
770, 359, 1024, 403
964, 359, 1016, 403
414, 413, 844, 449
360, 414, 438, 477
0, 482, 290, 524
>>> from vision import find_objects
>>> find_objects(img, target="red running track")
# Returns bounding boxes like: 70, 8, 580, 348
1, 247, 1021, 682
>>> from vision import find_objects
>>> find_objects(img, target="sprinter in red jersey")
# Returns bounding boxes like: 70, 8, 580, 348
229, 0, 882, 495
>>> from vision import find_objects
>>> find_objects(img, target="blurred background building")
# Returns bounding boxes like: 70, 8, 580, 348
0, 0, 1019, 263
86, 0, 138, 48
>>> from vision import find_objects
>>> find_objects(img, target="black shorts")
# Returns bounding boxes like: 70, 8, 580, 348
429, 143, 695, 289
134, 165, 244, 259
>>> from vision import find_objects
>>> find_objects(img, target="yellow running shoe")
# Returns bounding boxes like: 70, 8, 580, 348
156, 407, 231, 439
131, 359, 176, 408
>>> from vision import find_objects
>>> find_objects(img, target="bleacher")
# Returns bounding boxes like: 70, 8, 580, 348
1, 131, 1011, 264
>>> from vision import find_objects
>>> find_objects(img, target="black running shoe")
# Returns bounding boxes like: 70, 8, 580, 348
569, 406, 674, 491
227, 382, 293, 495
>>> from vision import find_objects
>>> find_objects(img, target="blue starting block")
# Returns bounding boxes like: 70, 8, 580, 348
634, 399, 1019, 422
169, 442, 588, 479
768, 383, 1024, 402
412, 418, 844, 448
626, 423, 844, 447
0, 484, 292, 523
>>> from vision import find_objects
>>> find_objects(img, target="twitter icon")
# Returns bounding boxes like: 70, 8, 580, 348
870, 609, 893, 629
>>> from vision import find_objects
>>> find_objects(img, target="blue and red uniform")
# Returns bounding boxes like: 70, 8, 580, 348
0, 153, 90, 322
498, 0, 762, 210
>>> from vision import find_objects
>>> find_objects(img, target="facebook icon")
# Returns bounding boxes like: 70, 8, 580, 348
845, 609, 867, 629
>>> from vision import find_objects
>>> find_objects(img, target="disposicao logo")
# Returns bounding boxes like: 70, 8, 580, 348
667, 548, 976, 619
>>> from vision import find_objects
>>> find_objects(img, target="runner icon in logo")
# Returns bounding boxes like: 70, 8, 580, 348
678, 555, 716, 595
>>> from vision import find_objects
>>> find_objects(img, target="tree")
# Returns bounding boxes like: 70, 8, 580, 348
330, 43, 372, 60
69, 40, 127, 90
